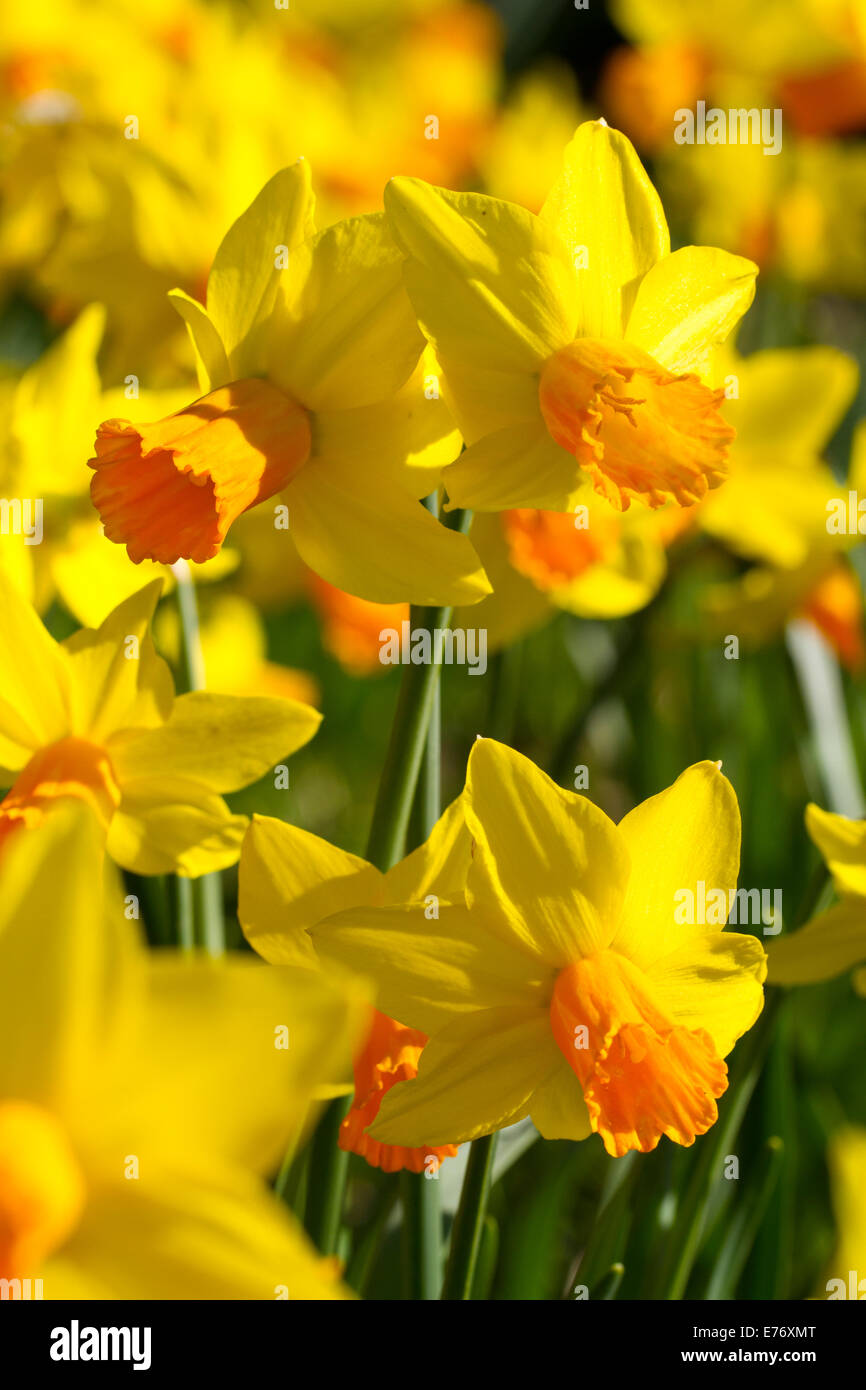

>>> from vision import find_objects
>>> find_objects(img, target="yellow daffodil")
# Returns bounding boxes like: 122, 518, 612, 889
698, 342, 858, 569
452, 498, 675, 651
88, 162, 489, 607
0, 301, 230, 626
238, 799, 470, 1172
767, 804, 866, 986
310, 740, 767, 1157
0, 803, 366, 1298
384, 120, 757, 515
696, 385, 863, 665
0, 577, 320, 875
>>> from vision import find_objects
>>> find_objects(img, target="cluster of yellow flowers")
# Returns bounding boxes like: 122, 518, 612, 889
1, 0, 864, 1305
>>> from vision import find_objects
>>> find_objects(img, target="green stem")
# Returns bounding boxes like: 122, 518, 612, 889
306, 502, 470, 1262
304, 1096, 352, 1255
171, 560, 225, 956
365, 506, 470, 871
346, 1185, 400, 1296
400, 1169, 442, 1300
441, 1133, 498, 1300
173, 874, 195, 954
655, 993, 778, 1299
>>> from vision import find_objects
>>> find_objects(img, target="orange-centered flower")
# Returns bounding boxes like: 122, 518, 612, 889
538, 340, 733, 511
0, 737, 121, 855
503, 507, 619, 589
549, 951, 727, 1157
0, 1101, 86, 1280
340, 1009, 458, 1175
90, 380, 312, 565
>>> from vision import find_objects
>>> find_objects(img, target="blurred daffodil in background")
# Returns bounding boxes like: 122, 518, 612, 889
0, 803, 366, 1297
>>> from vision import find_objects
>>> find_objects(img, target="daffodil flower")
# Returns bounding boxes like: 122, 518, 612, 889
384, 120, 757, 514
310, 740, 767, 1158
451, 497, 673, 652
696, 359, 862, 665
89, 161, 490, 607
0, 804, 367, 1298
0, 576, 320, 875
767, 804, 866, 987
0, 300, 219, 627
238, 801, 469, 1173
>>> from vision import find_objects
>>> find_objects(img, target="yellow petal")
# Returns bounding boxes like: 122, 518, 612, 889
443, 421, 580, 512
120, 956, 364, 1173
286, 451, 491, 605
647, 930, 767, 1056
12, 304, 105, 497
698, 455, 841, 569
383, 794, 471, 902
108, 691, 321, 794
529, 1061, 593, 1141
371, 1005, 560, 1147
312, 902, 549, 1036
427, 356, 543, 448
465, 738, 629, 965
271, 212, 422, 411
62, 581, 173, 743
611, 761, 741, 970
239, 814, 383, 966
767, 901, 866, 985
0, 573, 71, 770
312, 358, 461, 502
552, 523, 667, 618
723, 346, 858, 455
539, 120, 670, 338
806, 803, 866, 897
107, 779, 247, 876
626, 246, 757, 376
385, 177, 577, 378
207, 161, 315, 379
0, 803, 136, 1110
168, 289, 231, 392
58, 1172, 351, 1300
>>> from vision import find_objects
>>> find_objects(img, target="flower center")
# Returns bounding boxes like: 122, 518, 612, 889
0, 737, 121, 853
503, 507, 620, 589
550, 950, 728, 1157
538, 338, 733, 511
0, 1101, 86, 1279
89, 379, 312, 566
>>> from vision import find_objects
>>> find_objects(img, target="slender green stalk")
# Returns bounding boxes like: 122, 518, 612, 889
171, 560, 225, 956
703, 1137, 784, 1300
595, 1262, 626, 1300
346, 1186, 400, 1296
469, 1215, 500, 1300
400, 1169, 442, 1300
173, 874, 195, 953
365, 506, 470, 871
304, 1096, 352, 1255
441, 1133, 498, 1299
655, 994, 778, 1299
573, 1150, 638, 1296
306, 501, 471, 1262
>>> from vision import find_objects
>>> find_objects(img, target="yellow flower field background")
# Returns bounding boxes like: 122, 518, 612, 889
1, 0, 865, 1304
